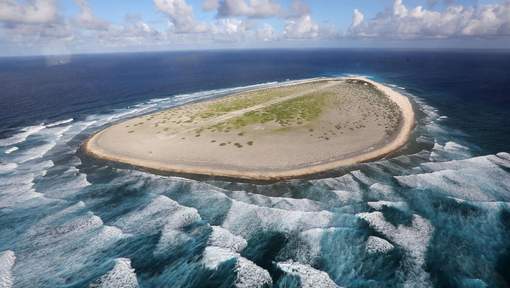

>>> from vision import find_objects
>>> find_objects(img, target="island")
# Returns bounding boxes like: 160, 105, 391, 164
84, 77, 415, 180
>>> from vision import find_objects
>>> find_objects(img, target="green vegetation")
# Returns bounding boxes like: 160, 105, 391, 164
195, 81, 328, 120
197, 90, 287, 119
209, 91, 331, 131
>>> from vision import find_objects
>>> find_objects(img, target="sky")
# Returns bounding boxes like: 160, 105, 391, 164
0, 0, 509, 56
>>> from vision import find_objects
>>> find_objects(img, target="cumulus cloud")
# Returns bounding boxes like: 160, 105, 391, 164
216, 0, 281, 18
283, 14, 319, 39
352, 9, 364, 28
202, 0, 220, 11
350, 0, 510, 39
154, 0, 208, 33
210, 18, 249, 42
74, 0, 109, 30
97, 18, 162, 47
256, 23, 276, 41
0, 0, 57, 24
285, 0, 310, 18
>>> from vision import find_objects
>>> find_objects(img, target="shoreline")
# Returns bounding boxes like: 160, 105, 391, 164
83, 77, 415, 181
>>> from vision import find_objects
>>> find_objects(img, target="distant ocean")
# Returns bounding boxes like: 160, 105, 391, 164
1, 49, 510, 287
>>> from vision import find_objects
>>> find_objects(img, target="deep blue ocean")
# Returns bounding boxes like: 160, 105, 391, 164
0, 49, 510, 287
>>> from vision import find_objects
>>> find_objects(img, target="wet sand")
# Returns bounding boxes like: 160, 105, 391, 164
84, 77, 415, 180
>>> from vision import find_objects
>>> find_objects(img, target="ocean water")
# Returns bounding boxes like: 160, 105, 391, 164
0, 49, 509, 287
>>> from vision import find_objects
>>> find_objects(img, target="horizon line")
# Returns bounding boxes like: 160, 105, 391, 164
2, 46, 510, 59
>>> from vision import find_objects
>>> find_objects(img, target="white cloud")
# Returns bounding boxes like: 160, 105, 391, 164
256, 23, 276, 41
393, 0, 408, 17
350, 0, 510, 39
0, 0, 57, 24
74, 0, 109, 30
352, 9, 364, 28
217, 0, 281, 18
202, 0, 220, 11
285, 0, 309, 18
98, 20, 163, 47
154, 0, 208, 33
283, 14, 319, 39
212, 18, 247, 35
210, 18, 249, 42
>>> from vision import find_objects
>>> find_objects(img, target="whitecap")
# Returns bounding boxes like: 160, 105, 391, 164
0, 163, 17, 174
46, 118, 74, 128
201, 246, 237, 270
207, 226, 247, 253
221, 200, 335, 239
0, 171, 44, 208
366, 236, 394, 254
201, 246, 273, 288
91, 258, 139, 288
0, 250, 15, 288
397, 156, 510, 201
14, 142, 56, 163
40, 167, 91, 198
153, 206, 202, 255
226, 190, 323, 212
367, 201, 409, 211
357, 212, 433, 287
0, 124, 45, 147
114, 195, 201, 235
4, 147, 18, 154
276, 260, 339, 288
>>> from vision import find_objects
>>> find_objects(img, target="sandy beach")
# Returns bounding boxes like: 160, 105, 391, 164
84, 77, 415, 180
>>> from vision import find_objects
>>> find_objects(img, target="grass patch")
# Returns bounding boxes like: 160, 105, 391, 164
195, 81, 329, 120
210, 91, 331, 131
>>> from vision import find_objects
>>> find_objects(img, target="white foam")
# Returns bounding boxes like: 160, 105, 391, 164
4, 147, 18, 154
53, 213, 104, 236
367, 201, 409, 211
422, 154, 500, 172
368, 183, 402, 201
115, 195, 201, 235
0, 124, 45, 147
235, 256, 273, 288
227, 190, 323, 212
277, 261, 339, 288
46, 118, 74, 127
201, 246, 273, 288
0, 163, 17, 174
42, 168, 91, 198
15, 142, 56, 163
0, 171, 44, 208
221, 200, 335, 239
396, 156, 510, 201
366, 236, 394, 254
350, 170, 375, 187
94, 225, 127, 247
153, 206, 202, 255
0, 250, 15, 288
357, 212, 433, 287
92, 258, 139, 288
313, 173, 364, 204
154, 230, 192, 256
28, 201, 86, 229
201, 246, 237, 270
283, 228, 331, 264
12, 207, 128, 287
208, 226, 247, 253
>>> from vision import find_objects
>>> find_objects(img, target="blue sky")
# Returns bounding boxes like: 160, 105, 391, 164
0, 0, 509, 56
